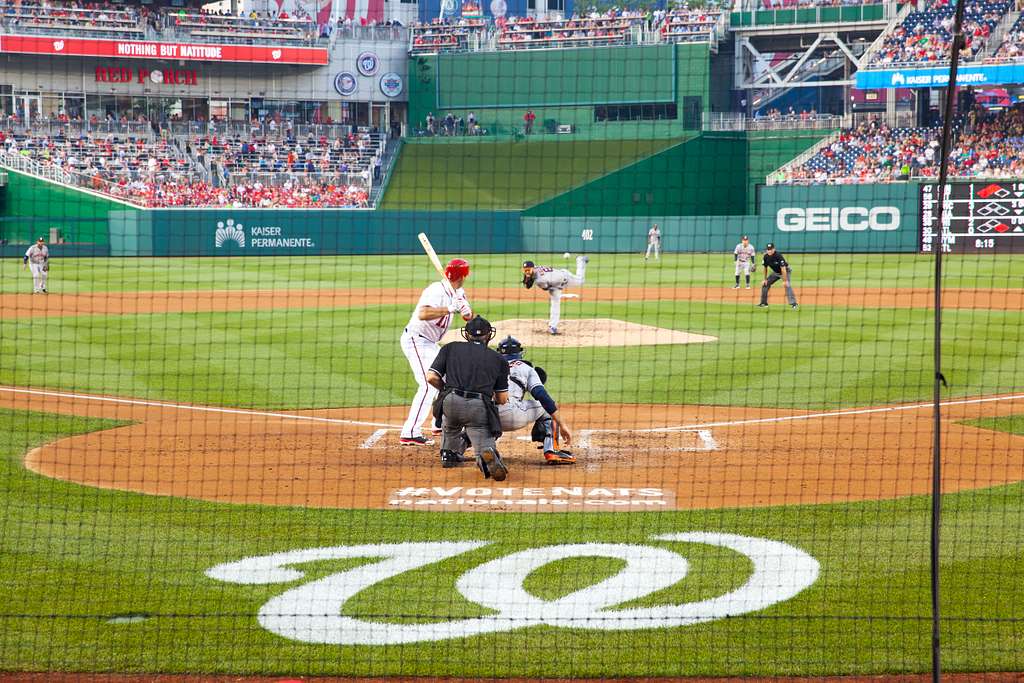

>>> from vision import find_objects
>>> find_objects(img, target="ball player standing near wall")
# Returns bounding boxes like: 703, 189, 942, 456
645, 223, 661, 262
399, 258, 473, 446
23, 237, 49, 293
732, 235, 756, 289
521, 255, 588, 335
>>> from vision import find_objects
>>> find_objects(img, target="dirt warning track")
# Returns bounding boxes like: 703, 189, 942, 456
4, 386, 1023, 512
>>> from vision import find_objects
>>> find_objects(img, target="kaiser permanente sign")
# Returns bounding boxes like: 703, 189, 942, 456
856, 62, 1024, 89
0, 34, 327, 65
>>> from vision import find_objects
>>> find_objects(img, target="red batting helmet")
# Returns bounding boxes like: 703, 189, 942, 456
444, 258, 470, 281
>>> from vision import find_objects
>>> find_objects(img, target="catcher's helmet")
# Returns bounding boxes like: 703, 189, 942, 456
497, 335, 523, 359
444, 258, 470, 282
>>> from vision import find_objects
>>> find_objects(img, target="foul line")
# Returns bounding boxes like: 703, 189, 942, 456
635, 394, 1024, 433
0, 386, 402, 429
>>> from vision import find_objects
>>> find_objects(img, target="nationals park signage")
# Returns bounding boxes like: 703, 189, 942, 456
0, 34, 327, 65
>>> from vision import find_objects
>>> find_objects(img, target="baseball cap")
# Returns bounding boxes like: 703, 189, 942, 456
766, 243, 775, 249
464, 315, 493, 337
741, 235, 749, 240
37, 236, 44, 242
522, 260, 535, 268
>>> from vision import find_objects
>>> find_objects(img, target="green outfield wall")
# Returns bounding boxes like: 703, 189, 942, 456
0, 169, 127, 246
408, 44, 712, 137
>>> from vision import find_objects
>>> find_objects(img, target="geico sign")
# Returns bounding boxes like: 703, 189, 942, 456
776, 207, 901, 232
206, 532, 819, 645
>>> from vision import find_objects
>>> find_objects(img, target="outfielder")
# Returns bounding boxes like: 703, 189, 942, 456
23, 237, 49, 293
733, 235, 756, 289
399, 258, 473, 446
521, 255, 588, 335
645, 223, 661, 261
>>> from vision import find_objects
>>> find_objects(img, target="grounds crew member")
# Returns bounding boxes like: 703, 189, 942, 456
427, 316, 511, 481
23, 236, 49, 293
496, 335, 575, 464
758, 243, 798, 309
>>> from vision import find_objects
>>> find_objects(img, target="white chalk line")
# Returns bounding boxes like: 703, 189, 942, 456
577, 428, 718, 453
0, 386, 402, 429
360, 429, 390, 449
584, 394, 1024, 434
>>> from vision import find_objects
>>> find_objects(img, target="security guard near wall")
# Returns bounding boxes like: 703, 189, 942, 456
426, 316, 511, 481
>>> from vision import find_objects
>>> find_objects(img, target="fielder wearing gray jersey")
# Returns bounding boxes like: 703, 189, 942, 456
733, 235, 756, 289
23, 237, 49, 293
496, 336, 574, 464
521, 255, 588, 335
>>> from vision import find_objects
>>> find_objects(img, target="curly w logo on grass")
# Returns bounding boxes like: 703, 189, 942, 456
206, 532, 819, 645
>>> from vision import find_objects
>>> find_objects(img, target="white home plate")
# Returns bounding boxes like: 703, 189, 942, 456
443, 319, 717, 348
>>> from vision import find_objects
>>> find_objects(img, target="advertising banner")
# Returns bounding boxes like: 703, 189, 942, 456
855, 63, 1024, 89
0, 34, 328, 65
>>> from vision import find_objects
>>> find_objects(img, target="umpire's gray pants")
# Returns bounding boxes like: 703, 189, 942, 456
760, 272, 797, 306
441, 394, 497, 456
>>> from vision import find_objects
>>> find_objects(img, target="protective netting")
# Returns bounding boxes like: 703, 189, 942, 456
0, 1, 1022, 679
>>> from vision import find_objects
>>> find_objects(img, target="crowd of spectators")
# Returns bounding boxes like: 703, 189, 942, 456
0, 128, 378, 208
868, 0, 1009, 66
776, 106, 1024, 184
987, 13, 1024, 61
497, 11, 647, 49
659, 6, 722, 43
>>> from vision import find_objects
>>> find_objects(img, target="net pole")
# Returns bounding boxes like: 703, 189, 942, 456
931, 0, 969, 680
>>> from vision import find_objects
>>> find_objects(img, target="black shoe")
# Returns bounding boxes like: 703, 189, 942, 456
757, 303, 768, 307
400, 435, 435, 446
441, 450, 471, 468
791, 303, 799, 309
476, 447, 508, 481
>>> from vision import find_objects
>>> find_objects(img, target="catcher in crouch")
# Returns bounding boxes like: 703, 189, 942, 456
432, 335, 575, 465
497, 335, 575, 464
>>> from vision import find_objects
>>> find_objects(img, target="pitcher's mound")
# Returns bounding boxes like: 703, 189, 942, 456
444, 318, 717, 348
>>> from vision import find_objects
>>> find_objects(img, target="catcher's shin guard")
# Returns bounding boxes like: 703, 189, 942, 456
531, 416, 556, 454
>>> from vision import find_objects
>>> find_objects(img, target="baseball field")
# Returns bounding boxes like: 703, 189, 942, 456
0, 252, 1022, 678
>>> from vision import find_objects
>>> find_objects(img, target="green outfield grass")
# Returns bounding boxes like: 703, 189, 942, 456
0, 407, 1021, 676
381, 138, 681, 210
0, 253, 1020, 294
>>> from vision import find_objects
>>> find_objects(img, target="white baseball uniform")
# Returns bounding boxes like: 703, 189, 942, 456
645, 226, 661, 260
497, 360, 547, 431
24, 244, 49, 293
734, 242, 756, 276
532, 255, 587, 331
399, 281, 470, 439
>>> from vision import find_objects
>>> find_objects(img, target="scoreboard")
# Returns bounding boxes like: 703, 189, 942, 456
920, 181, 1024, 253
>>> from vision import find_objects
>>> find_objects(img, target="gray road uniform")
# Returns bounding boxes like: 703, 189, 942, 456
522, 255, 588, 333
23, 242, 49, 293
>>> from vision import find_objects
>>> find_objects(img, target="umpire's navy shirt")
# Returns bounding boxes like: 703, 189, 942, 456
763, 251, 790, 274
430, 341, 509, 396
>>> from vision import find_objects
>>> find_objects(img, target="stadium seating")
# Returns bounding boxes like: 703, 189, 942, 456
410, 19, 489, 54
868, 0, 1010, 66
776, 105, 1024, 183
659, 7, 723, 44
0, 129, 379, 208
0, 1, 323, 45
987, 12, 1024, 61
497, 12, 648, 50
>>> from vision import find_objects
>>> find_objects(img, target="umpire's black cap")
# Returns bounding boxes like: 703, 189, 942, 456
766, 243, 776, 250
464, 315, 494, 338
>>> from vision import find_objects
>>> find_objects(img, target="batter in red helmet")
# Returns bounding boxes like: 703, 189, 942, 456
398, 258, 473, 445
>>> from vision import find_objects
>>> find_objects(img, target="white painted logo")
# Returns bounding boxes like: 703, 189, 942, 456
206, 532, 819, 645
53, 40, 65, 51
214, 219, 245, 248
776, 207, 900, 232
271, 49, 282, 60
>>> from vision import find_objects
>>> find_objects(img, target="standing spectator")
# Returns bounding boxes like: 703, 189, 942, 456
426, 112, 436, 135
524, 110, 536, 135
467, 111, 476, 132
373, 155, 382, 182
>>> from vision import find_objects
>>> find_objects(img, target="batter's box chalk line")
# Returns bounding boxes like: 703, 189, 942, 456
575, 428, 719, 458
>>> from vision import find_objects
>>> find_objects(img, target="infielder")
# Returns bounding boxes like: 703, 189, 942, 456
645, 223, 661, 261
521, 255, 588, 335
399, 258, 473, 446
733, 235, 756, 289
23, 237, 49, 293
496, 336, 574, 464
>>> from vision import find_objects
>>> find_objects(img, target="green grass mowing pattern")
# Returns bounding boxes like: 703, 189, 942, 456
1, 301, 1021, 410
380, 138, 680, 210
1, 253, 1019, 294
0, 407, 1021, 675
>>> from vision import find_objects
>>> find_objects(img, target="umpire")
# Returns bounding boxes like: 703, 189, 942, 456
758, 243, 798, 309
426, 316, 511, 481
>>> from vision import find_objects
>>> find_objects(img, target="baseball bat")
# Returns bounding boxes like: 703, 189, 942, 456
418, 232, 449, 282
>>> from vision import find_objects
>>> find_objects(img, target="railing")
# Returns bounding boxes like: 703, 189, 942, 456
224, 170, 370, 190
166, 122, 381, 140
0, 149, 74, 185
0, 120, 157, 137
704, 112, 846, 131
